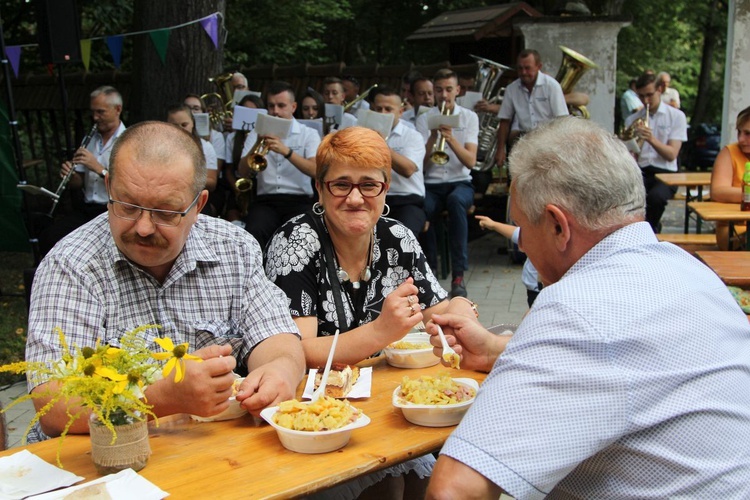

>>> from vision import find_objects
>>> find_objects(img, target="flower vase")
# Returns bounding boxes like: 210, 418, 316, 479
89, 413, 151, 475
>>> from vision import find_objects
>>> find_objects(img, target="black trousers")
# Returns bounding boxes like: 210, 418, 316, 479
642, 166, 677, 232
243, 194, 314, 251
385, 194, 426, 237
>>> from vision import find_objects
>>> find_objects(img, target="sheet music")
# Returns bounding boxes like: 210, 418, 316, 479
325, 104, 345, 130
194, 113, 211, 137
298, 119, 324, 138
427, 112, 461, 130
255, 113, 292, 139
457, 91, 482, 112
356, 110, 394, 139
232, 107, 268, 132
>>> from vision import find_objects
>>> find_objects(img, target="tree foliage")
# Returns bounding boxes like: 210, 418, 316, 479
615, 0, 727, 125
0, 0, 729, 124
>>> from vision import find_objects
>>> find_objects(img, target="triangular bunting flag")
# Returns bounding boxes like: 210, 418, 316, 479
200, 14, 219, 49
105, 35, 124, 69
46, 63, 55, 76
4, 46, 21, 78
80, 39, 92, 72
148, 29, 170, 65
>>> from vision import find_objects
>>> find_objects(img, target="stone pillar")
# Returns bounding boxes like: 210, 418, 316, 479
722, 0, 750, 146
515, 17, 630, 132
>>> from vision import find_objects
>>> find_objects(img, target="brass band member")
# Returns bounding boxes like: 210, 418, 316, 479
237, 81, 321, 250
416, 69, 479, 298
624, 72, 687, 232
494, 50, 568, 168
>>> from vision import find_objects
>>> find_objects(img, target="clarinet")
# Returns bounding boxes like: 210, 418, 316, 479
48, 124, 98, 217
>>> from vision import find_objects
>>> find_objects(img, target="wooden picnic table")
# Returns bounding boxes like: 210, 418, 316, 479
0, 357, 485, 499
655, 172, 711, 234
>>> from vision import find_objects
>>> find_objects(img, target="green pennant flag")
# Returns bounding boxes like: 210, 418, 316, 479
149, 29, 170, 65
80, 39, 92, 72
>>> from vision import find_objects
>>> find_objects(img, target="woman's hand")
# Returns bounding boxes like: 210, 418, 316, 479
374, 278, 423, 344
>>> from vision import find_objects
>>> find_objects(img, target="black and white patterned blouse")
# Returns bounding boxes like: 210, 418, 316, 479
265, 211, 448, 336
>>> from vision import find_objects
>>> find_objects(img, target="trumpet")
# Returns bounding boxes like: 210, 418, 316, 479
429, 101, 450, 165
620, 102, 650, 152
235, 137, 269, 193
49, 123, 98, 216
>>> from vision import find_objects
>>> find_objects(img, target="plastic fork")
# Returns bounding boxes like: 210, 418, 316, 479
311, 329, 340, 402
436, 324, 461, 369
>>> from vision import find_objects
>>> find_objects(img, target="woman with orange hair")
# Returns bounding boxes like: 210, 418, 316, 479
265, 127, 477, 498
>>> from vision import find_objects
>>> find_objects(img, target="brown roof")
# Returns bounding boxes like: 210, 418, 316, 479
407, 2, 542, 42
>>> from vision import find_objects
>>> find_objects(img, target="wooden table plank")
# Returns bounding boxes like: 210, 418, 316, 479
656, 173, 712, 234
0, 358, 485, 499
696, 251, 750, 287
689, 202, 750, 249
655, 172, 712, 187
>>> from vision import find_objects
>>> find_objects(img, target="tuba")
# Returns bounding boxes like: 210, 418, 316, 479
201, 72, 235, 129
235, 137, 269, 193
555, 46, 598, 119
429, 101, 450, 165
470, 54, 512, 172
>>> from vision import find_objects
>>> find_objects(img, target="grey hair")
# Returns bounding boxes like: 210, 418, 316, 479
90, 85, 123, 107
233, 72, 248, 86
109, 121, 207, 195
508, 117, 645, 231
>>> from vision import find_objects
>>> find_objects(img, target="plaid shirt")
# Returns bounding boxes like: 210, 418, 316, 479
27, 213, 300, 391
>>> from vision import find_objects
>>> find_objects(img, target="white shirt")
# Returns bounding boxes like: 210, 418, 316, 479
661, 87, 680, 108
625, 103, 687, 172
443, 222, 750, 498
208, 129, 226, 161
241, 118, 321, 196
498, 72, 568, 132
386, 120, 426, 197
75, 121, 126, 205
200, 138, 218, 171
347, 98, 370, 118
416, 104, 479, 185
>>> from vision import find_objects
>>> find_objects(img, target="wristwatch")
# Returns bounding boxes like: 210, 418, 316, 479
99, 169, 108, 178
283, 148, 293, 160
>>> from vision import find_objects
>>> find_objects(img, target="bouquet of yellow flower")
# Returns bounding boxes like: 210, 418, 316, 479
0, 324, 201, 463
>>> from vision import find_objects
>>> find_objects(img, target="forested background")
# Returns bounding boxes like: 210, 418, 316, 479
1, 0, 728, 126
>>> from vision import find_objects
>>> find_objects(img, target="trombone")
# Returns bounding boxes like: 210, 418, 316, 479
235, 137, 269, 193
344, 84, 378, 113
429, 101, 450, 165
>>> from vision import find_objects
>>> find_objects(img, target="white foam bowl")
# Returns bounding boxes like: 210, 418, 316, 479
383, 333, 440, 369
392, 377, 479, 427
260, 405, 371, 454
191, 376, 248, 422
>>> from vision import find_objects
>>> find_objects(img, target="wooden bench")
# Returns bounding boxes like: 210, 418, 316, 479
657, 233, 717, 245
657, 233, 718, 255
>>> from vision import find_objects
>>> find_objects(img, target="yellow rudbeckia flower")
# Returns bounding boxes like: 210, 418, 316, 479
94, 365, 128, 394
152, 337, 202, 382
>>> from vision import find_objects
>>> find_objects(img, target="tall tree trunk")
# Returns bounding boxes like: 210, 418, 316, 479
691, 0, 720, 128
130, 0, 225, 124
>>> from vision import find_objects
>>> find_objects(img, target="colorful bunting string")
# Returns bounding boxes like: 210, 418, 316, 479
148, 29, 170, 65
4, 45, 20, 77
3, 12, 222, 75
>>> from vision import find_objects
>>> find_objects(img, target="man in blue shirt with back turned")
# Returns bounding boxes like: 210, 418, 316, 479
426, 117, 750, 499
